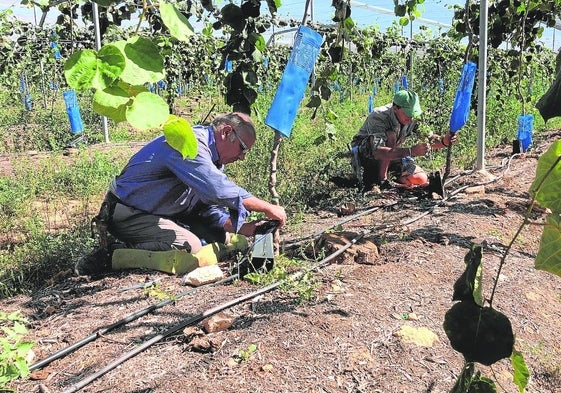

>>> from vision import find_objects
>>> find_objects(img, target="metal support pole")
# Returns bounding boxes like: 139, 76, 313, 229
92, 1, 110, 143
475, 0, 488, 170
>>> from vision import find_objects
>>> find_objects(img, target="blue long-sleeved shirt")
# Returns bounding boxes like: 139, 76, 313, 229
111, 125, 252, 231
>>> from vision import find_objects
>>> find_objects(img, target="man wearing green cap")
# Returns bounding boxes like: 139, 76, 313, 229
350, 89, 457, 192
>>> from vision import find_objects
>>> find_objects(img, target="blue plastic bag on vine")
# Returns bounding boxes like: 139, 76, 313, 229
449, 61, 477, 133
265, 26, 323, 137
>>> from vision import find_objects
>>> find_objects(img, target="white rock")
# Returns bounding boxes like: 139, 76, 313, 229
182, 265, 224, 286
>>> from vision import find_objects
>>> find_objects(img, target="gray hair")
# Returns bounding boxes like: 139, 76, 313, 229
212, 112, 256, 140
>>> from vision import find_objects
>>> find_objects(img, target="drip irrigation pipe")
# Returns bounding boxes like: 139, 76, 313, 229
60, 231, 367, 393
29, 274, 238, 372
284, 202, 396, 249
30, 224, 281, 372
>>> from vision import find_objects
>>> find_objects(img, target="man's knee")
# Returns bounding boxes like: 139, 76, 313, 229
399, 172, 429, 187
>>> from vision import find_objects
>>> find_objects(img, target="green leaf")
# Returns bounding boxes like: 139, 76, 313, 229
394, 4, 407, 16
327, 109, 338, 122
64, 49, 98, 90
534, 213, 561, 277
343, 17, 355, 30
16, 341, 33, 355
451, 362, 475, 393
399, 16, 409, 26
529, 140, 561, 213
313, 135, 327, 145
252, 47, 264, 63
511, 349, 530, 392
7, 311, 25, 322
452, 244, 484, 306
126, 92, 169, 130
1, 338, 12, 350
159, 1, 194, 42
221, 3, 245, 32
14, 357, 30, 378
93, 85, 131, 123
468, 375, 497, 393
250, 32, 266, 52
162, 115, 197, 159
89, 45, 126, 90
94, 0, 115, 6
11, 321, 27, 335
306, 95, 321, 108
113, 37, 165, 85
202, 24, 213, 36
443, 302, 514, 366
326, 123, 337, 141
64, 45, 125, 91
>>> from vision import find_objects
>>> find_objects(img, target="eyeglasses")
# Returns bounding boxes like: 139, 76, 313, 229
232, 129, 249, 155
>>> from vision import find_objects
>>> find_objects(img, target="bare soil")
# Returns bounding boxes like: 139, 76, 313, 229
2, 131, 561, 393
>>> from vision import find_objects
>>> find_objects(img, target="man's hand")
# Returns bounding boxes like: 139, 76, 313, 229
411, 142, 431, 157
429, 132, 458, 149
265, 204, 286, 227
242, 196, 287, 227
443, 132, 458, 146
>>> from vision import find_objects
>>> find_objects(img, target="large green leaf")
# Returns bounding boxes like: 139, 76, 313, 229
159, 1, 194, 42
64, 45, 125, 91
64, 49, 98, 90
125, 92, 169, 130
511, 349, 530, 393
535, 213, 561, 277
444, 302, 514, 366
163, 115, 197, 159
529, 140, 561, 213
93, 85, 130, 124
93, 83, 149, 124
113, 37, 165, 85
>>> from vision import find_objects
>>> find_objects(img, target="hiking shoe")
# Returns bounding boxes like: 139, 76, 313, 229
74, 247, 111, 276
379, 179, 394, 190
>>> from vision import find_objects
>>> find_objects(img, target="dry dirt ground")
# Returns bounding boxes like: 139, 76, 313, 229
2, 131, 561, 393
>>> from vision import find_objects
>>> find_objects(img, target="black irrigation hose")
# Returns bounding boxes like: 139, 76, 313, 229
283, 202, 396, 250
60, 231, 367, 393
30, 223, 281, 372
29, 274, 238, 372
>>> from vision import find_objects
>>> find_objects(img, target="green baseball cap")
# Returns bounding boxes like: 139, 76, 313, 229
393, 90, 422, 118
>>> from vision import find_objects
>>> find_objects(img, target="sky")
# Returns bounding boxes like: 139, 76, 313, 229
0, 0, 559, 51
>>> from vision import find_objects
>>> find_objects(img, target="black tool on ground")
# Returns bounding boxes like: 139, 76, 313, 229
427, 171, 445, 198
348, 143, 363, 191
512, 139, 521, 154
231, 220, 279, 279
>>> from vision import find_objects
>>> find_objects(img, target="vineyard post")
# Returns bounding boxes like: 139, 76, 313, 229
92, 1, 110, 143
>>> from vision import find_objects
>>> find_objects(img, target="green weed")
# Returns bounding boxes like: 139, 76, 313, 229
233, 344, 257, 363
143, 284, 177, 301
0, 311, 34, 389
244, 255, 320, 303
